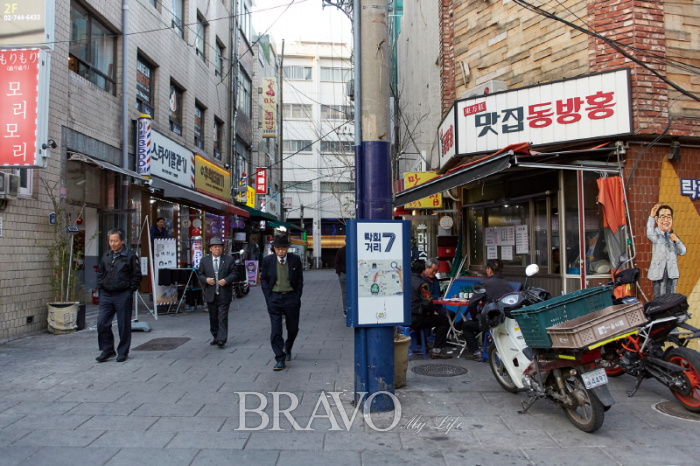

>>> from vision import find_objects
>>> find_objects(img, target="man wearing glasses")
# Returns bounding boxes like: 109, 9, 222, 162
647, 203, 686, 298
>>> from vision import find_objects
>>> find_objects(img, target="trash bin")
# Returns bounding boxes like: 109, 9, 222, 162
394, 333, 411, 388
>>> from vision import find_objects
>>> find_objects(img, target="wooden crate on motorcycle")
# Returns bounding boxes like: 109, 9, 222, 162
511, 286, 613, 348
547, 302, 646, 349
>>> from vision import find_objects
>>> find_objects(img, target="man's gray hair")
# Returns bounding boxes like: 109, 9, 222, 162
107, 228, 125, 241
425, 258, 440, 270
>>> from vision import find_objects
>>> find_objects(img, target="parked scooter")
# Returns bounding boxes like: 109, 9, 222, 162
601, 258, 700, 412
481, 264, 621, 433
231, 249, 250, 298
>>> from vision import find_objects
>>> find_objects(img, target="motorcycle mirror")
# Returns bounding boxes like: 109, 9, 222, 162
617, 253, 629, 267
472, 283, 486, 294
240, 249, 245, 255
525, 264, 540, 277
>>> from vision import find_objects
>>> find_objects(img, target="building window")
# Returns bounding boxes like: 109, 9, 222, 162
239, 1, 250, 39
214, 117, 224, 160
69, 1, 116, 94
215, 40, 224, 78
321, 182, 354, 192
195, 13, 207, 62
321, 104, 352, 120
169, 82, 183, 136
136, 55, 155, 116
283, 103, 312, 119
320, 67, 351, 83
283, 66, 312, 81
12, 169, 32, 197
194, 103, 205, 149
320, 140, 353, 153
238, 71, 252, 117
284, 181, 312, 191
283, 140, 313, 152
171, 0, 184, 38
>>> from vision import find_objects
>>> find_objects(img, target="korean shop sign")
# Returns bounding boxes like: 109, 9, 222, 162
261, 77, 277, 138
454, 68, 632, 157
438, 106, 455, 169
144, 129, 195, 188
255, 167, 267, 194
403, 171, 442, 209
195, 155, 231, 201
0, 48, 49, 167
0, 0, 55, 49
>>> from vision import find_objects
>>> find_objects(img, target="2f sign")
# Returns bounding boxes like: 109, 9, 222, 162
364, 232, 396, 253
4, 3, 18, 14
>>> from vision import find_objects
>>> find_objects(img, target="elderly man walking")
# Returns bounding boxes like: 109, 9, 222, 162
260, 234, 304, 371
197, 237, 237, 348
96, 228, 142, 363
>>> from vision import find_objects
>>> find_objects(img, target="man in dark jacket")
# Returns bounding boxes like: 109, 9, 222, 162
260, 234, 304, 370
410, 261, 452, 359
96, 228, 142, 362
460, 259, 513, 359
197, 237, 238, 348
335, 244, 347, 317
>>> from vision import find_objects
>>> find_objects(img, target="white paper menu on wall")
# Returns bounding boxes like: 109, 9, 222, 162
487, 246, 498, 260
498, 226, 515, 246
516, 225, 529, 254
501, 246, 514, 261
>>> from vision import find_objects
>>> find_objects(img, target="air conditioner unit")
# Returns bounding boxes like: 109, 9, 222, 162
460, 80, 508, 99
346, 79, 354, 101
0, 172, 19, 199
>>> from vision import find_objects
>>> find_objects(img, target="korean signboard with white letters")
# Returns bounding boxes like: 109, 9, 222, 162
680, 179, 700, 200
0, 0, 54, 49
438, 106, 456, 169
139, 129, 195, 188
255, 167, 267, 194
346, 220, 411, 327
261, 78, 277, 138
0, 48, 49, 167
450, 69, 632, 159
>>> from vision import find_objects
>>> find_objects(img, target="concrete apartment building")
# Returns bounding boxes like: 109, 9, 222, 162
0, 0, 280, 342
281, 41, 355, 268
395, 0, 700, 327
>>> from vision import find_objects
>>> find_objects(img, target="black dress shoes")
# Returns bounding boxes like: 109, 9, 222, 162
273, 360, 286, 371
210, 340, 218, 346
116, 354, 128, 362
285, 352, 292, 361
96, 351, 116, 363
217, 341, 226, 348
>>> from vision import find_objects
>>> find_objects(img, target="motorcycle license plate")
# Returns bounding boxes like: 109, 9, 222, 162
582, 368, 608, 389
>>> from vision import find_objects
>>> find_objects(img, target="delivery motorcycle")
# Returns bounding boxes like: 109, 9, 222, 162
600, 263, 700, 412
481, 264, 620, 433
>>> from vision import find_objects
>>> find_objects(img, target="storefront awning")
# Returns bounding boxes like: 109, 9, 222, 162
150, 177, 249, 218
395, 150, 515, 205
240, 205, 277, 221
68, 152, 148, 181
268, 219, 305, 232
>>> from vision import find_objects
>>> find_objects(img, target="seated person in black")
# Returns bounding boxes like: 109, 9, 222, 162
459, 259, 513, 360
420, 258, 456, 320
411, 261, 452, 359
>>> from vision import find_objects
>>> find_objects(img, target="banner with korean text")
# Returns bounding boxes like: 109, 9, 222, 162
453, 68, 632, 158
261, 78, 277, 138
138, 128, 195, 188
255, 167, 267, 194
195, 155, 231, 201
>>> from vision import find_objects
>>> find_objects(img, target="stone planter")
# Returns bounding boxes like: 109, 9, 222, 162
47, 302, 79, 334
394, 333, 411, 389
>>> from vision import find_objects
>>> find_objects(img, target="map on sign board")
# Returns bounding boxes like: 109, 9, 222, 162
357, 260, 404, 297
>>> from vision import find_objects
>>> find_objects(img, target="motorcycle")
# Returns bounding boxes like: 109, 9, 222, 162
480, 264, 623, 433
600, 259, 700, 412
231, 249, 250, 298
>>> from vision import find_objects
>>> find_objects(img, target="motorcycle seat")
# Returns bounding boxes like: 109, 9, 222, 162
644, 293, 689, 320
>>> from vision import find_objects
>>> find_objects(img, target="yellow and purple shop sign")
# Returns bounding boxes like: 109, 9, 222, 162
195, 155, 231, 202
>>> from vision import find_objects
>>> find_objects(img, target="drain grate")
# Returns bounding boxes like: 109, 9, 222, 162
133, 337, 191, 351
654, 401, 700, 422
411, 364, 468, 377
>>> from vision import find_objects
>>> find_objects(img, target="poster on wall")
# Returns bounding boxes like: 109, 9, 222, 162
153, 238, 178, 305
245, 260, 259, 285
515, 225, 529, 254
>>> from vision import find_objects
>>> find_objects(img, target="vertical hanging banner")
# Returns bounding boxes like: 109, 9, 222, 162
137, 114, 152, 177
261, 77, 277, 138
255, 167, 267, 194
0, 48, 49, 167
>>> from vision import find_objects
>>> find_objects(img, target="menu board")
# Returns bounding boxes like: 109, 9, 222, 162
485, 227, 499, 246
516, 225, 529, 254
487, 246, 498, 259
501, 246, 514, 261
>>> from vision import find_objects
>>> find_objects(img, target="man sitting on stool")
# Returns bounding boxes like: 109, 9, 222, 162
411, 261, 452, 359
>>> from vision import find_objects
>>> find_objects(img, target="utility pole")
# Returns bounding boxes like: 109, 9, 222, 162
278, 40, 285, 221
354, 0, 395, 412
121, 0, 130, 233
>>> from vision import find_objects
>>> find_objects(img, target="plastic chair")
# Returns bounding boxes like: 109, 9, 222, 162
408, 328, 430, 359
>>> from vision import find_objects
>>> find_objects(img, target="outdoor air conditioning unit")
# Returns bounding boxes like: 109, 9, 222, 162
460, 80, 508, 99
346, 79, 354, 101
0, 172, 19, 199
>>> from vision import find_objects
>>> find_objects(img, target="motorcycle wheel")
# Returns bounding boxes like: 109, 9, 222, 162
488, 343, 518, 394
241, 282, 250, 296
562, 374, 605, 433
664, 347, 700, 412
234, 284, 243, 298
605, 365, 625, 377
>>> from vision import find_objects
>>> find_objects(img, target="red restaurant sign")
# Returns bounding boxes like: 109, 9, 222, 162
255, 167, 268, 194
0, 48, 40, 167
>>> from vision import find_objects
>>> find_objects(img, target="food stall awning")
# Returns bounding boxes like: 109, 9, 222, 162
268, 219, 305, 232
150, 177, 249, 217
68, 152, 148, 181
395, 150, 515, 205
240, 205, 277, 221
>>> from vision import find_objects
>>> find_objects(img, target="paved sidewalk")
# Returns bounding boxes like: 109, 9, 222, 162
0, 270, 698, 466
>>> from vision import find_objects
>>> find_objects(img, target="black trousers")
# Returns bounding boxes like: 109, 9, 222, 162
411, 313, 450, 349
267, 292, 301, 362
207, 294, 231, 343
97, 290, 133, 356
459, 319, 481, 353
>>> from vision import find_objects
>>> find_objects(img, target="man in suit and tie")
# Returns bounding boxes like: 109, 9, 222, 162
260, 234, 304, 371
197, 237, 237, 348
